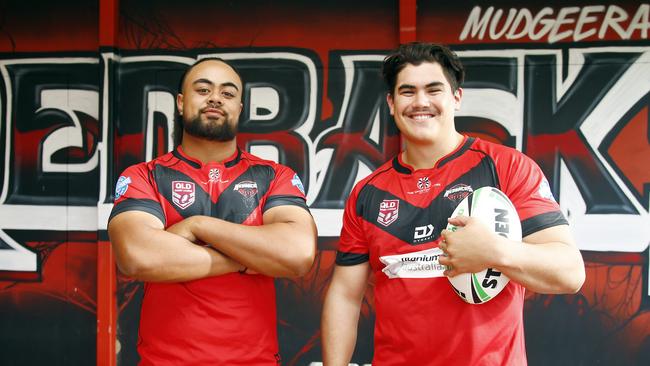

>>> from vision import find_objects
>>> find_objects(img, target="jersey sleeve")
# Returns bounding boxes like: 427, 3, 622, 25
108, 163, 166, 226
499, 152, 567, 237
263, 165, 309, 212
336, 183, 370, 266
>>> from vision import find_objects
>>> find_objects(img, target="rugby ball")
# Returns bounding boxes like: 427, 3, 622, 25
445, 186, 521, 304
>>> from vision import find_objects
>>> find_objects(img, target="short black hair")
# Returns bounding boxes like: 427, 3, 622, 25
173, 57, 244, 147
382, 42, 465, 95
176, 57, 243, 94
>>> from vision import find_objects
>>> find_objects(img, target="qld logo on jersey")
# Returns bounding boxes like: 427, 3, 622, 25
377, 199, 399, 227
172, 181, 196, 209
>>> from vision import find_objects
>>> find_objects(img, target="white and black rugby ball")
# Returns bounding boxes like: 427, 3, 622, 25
445, 186, 522, 304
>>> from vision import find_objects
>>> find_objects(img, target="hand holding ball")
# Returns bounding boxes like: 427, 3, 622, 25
443, 187, 522, 304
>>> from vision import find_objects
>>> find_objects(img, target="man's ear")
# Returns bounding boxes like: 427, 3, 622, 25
386, 93, 395, 116
453, 87, 463, 111
176, 93, 184, 115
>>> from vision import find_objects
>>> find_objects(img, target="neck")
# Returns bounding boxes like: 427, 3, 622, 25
402, 132, 464, 170
180, 134, 238, 164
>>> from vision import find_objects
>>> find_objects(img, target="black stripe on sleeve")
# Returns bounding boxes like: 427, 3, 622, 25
521, 211, 568, 237
264, 195, 310, 213
109, 198, 166, 226
336, 251, 370, 266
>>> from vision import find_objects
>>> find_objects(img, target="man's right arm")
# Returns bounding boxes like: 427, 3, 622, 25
108, 211, 242, 282
322, 262, 371, 366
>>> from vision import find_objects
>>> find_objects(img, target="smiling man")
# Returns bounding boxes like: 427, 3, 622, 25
321, 43, 585, 366
108, 58, 317, 365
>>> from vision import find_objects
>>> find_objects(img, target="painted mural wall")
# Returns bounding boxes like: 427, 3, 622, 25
0, 0, 648, 365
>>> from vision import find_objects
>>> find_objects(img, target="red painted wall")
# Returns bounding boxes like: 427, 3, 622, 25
0, 1, 648, 365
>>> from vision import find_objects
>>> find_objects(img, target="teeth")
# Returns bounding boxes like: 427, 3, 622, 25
411, 115, 432, 121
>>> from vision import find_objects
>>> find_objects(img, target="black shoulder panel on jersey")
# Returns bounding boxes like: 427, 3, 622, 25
264, 195, 309, 213
355, 157, 499, 245
521, 211, 568, 237
357, 185, 446, 244
216, 165, 275, 223
108, 198, 165, 226
336, 251, 370, 266
154, 165, 212, 219
154, 164, 276, 224
468, 147, 500, 190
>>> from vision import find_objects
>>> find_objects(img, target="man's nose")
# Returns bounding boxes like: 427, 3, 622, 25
207, 91, 223, 106
413, 90, 430, 107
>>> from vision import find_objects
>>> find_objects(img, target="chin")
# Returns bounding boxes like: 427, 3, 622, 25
405, 129, 439, 142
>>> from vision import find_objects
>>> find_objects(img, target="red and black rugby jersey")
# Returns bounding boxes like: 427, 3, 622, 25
109, 147, 307, 365
337, 136, 566, 366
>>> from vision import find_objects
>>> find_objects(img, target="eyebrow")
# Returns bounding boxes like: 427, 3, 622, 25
397, 81, 444, 91
192, 78, 240, 91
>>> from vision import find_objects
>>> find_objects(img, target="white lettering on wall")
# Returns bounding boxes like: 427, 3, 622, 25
460, 4, 650, 43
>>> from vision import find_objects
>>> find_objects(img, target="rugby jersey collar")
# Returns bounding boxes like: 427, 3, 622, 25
392, 136, 475, 174
172, 146, 242, 169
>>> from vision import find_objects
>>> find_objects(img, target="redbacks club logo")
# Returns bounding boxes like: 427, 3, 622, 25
377, 199, 400, 227
234, 181, 258, 198
443, 184, 473, 202
234, 180, 259, 209
172, 181, 196, 209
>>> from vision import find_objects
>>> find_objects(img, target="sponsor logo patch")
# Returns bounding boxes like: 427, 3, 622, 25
172, 181, 196, 209
538, 178, 556, 202
208, 168, 220, 182
417, 177, 431, 190
201, 168, 228, 184
377, 199, 399, 227
115, 176, 131, 200
413, 224, 435, 243
291, 173, 305, 195
443, 183, 473, 202
380, 247, 446, 279
407, 179, 439, 195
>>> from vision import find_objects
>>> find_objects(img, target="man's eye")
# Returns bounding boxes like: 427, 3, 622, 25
222, 91, 235, 98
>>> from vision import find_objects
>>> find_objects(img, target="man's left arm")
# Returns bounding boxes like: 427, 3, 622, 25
171, 205, 317, 278
440, 218, 585, 294
511, 224, 585, 293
